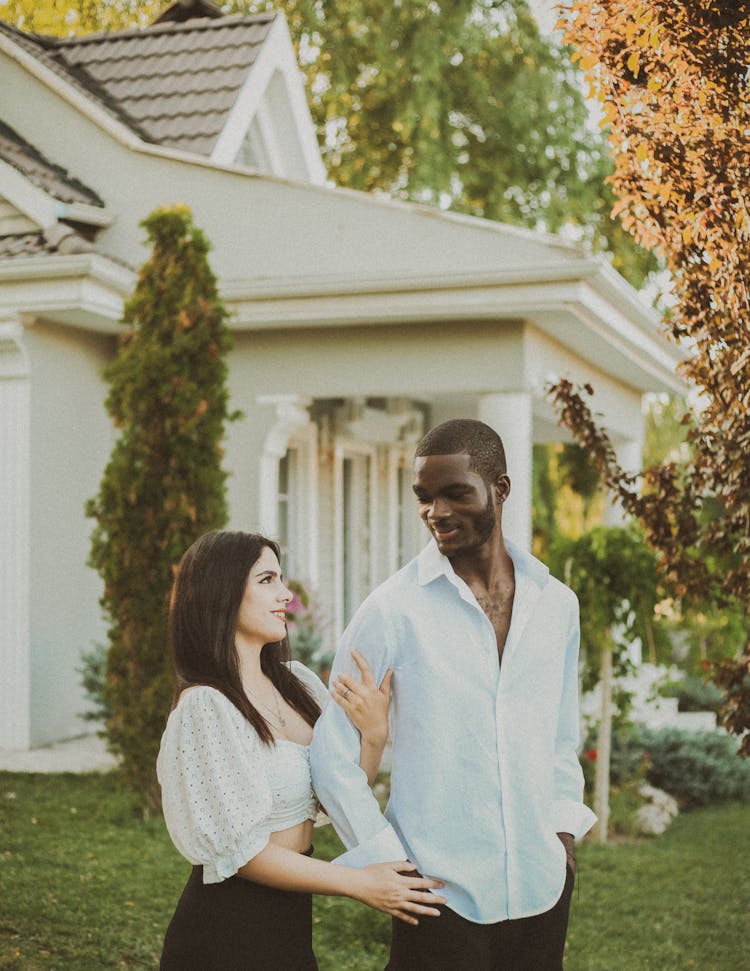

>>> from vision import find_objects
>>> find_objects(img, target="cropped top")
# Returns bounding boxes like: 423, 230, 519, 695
156, 661, 329, 884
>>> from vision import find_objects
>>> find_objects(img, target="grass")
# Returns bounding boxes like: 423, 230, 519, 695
0, 771, 748, 970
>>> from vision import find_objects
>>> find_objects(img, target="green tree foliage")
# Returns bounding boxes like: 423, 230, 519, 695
548, 525, 662, 687
548, 525, 663, 840
550, 0, 750, 753
641, 393, 690, 470
0, 0, 160, 33
532, 442, 605, 558
86, 205, 236, 812
254, 0, 656, 286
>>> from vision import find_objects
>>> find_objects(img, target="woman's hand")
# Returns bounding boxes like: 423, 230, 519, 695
353, 861, 446, 925
332, 649, 392, 749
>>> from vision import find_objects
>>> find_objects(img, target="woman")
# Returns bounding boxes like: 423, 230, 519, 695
157, 530, 444, 970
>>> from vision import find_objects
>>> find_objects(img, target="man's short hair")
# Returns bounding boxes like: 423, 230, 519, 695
415, 419, 507, 482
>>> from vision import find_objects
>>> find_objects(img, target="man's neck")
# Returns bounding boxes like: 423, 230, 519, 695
448, 528, 513, 590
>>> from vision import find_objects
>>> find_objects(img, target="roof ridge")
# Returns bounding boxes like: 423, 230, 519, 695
53, 10, 277, 47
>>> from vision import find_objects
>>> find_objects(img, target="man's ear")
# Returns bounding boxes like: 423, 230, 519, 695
493, 474, 511, 504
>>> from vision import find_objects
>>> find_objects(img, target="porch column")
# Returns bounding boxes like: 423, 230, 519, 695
478, 392, 533, 551
0, 317, 30, 750
257, 395, 317, 585
603, 437, 643, 527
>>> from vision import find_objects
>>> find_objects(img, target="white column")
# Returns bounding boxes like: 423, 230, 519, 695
0, 317, 31, 750
478, 392, 533, 551
257, 396, 312, 532
256, 395, 316, 583
603, 438, 643, 527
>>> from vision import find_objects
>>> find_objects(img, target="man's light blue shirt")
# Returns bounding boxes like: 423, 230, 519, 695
310, 539, 596, 923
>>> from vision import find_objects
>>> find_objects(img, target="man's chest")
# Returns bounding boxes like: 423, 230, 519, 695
473, 587, 514, 658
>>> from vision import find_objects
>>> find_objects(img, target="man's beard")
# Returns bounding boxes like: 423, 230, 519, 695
461, 488, 497, 552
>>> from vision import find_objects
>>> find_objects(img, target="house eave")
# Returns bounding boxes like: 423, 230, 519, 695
0, 251, 134, 332
0, 157, 115, 231
221, 261, 687, 395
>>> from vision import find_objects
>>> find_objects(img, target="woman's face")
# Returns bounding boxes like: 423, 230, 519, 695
235, 546, 292, 649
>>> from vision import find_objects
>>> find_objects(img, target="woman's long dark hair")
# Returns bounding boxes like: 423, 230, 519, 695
169, 530, 321, 744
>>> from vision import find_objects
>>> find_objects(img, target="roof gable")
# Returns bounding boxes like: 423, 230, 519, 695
0, 6, 325, 183
55, 13, 278, 157
0, 121, 111, 255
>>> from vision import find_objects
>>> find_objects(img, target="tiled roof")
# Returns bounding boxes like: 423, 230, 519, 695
0, 225, 96, 259
0, 120, 104, 206
0, 12, 277, 157
0, 232, 57, 258
0, 20, 129, 129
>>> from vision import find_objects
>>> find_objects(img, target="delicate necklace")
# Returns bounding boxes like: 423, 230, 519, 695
247, 682, 287, 728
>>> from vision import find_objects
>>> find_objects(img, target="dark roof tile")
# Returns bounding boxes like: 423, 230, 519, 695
0, 232, 56, 258
0, 121, 105, 206
0, 224, 97, 258
0, 12, 277, 156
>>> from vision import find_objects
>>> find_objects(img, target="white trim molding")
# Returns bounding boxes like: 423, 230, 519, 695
0, 159, 116, 230
257, 394, 312, 536
211, 14, 326, 184
0, 252, 134, 333
222, 261, 686, 395
0, 316, 31, 749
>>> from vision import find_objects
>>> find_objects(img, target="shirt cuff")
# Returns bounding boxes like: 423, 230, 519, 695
332, 821, 408, 868
553, 799, 597, 841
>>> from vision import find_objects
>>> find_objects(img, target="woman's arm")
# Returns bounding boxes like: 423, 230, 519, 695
330, 650, 392, 784
238, 842, 444, 925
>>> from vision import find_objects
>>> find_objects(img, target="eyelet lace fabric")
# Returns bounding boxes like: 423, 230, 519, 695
157, 664, 329, 884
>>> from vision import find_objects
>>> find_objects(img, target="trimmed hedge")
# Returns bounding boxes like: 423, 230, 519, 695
660, 675, 724, 713
611, 726, 750, 808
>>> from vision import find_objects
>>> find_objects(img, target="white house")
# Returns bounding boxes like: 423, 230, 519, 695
0, 0, 684, 751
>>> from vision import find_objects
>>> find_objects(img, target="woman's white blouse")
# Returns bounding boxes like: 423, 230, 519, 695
156, 661, 329, 884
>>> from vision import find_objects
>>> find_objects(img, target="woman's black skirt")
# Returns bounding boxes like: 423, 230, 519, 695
160, 856, 319, 971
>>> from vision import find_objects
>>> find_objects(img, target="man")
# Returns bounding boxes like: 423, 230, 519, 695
311, 419, 596, 970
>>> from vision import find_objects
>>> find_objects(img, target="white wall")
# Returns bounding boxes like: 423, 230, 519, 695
524, 324, 644, 443
227, 320, 525, 399
0, 53, 579, 284
0, 321, 31, 749
25, 320, 114, 746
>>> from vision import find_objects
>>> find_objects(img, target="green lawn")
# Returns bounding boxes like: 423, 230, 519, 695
0, 771, 748, 970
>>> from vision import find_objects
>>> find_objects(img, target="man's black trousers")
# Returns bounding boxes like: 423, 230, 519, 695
386, 865, 575, 971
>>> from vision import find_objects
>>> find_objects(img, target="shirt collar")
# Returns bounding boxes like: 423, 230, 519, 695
416, 537, 550, 591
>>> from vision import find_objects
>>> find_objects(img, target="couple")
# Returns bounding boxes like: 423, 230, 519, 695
157, 419, 596, 970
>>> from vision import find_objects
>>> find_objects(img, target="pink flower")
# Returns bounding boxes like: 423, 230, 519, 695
584, 748, 598, 762
286, 594, 303, 614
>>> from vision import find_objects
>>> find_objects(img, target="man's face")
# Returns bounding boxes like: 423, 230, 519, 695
412, 453, 502, 556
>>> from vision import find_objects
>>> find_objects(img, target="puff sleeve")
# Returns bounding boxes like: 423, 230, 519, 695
156, 686, 273, 884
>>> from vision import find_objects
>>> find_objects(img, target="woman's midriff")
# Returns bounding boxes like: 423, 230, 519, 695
268, 818, 314, 853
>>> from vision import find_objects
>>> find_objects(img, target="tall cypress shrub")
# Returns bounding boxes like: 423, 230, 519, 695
86, 205, 236, 812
